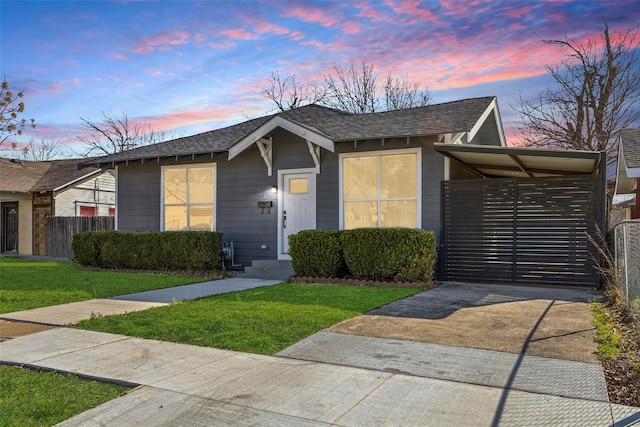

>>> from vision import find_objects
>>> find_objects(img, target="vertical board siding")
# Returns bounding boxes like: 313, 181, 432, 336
46, 216, 114, 259
442, 175, 601, 287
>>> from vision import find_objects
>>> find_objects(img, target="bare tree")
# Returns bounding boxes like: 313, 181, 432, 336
324, 60, 379, 113
515, 24, 640, 166
262, 70, 326, 112
22, 137, 62, 161
77, 112, 170, 156
384, 74, 431, 111
262, 61, 431, 114
0, 79, 35, 148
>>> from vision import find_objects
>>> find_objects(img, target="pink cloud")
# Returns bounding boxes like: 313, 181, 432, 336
140, 105, 263, 133
383, 0, 439, 24
219, 27, 256, 41
343, 21, 360, 34
113, 53, 128, 60
134, 30, 190, 54
502, 5, 532, 18
282, 5, 338, 27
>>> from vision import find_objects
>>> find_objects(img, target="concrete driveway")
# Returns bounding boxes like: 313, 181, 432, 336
329, 281, 600, 363
278, 281, 640, 425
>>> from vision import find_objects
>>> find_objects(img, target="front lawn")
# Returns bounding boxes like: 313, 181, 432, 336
0, 258, 208, 313
0, 365, 130, 427
76, 283, 421, 354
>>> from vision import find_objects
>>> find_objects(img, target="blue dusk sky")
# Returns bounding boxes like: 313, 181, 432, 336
1, 0, 639, 157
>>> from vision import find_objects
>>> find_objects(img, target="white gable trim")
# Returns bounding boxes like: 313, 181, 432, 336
228, 115, 335, 160
468, 97, 507, 146
52, 169, 102, 193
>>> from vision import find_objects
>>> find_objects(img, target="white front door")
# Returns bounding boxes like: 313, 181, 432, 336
279, 170, 316, 258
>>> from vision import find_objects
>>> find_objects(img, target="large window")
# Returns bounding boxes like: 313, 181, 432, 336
162, 164, 215, 231
340, 149, 420, 229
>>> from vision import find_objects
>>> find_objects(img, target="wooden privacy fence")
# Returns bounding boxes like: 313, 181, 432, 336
46, 216, 114, 259
441, 175, 603, 288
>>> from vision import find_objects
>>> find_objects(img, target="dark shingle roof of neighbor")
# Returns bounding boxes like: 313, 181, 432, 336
621, 128, 640, 169
84, 96, 496, 166
0, 158, 99, 192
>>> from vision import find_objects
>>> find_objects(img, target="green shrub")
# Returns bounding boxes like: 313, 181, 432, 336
341, 228, 437, 282
289, 230, 347, 277
71, 231, 111, 267
72, 231, 223, 272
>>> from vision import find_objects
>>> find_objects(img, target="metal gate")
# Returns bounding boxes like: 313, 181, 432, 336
441, 175, 603, 287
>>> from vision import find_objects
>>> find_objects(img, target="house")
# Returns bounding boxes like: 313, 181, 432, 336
83, 96, 606, 287
614, 128, 640, 220
0, 158, 115, 255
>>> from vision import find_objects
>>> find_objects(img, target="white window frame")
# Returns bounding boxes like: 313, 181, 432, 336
161, 163, 217, 231
339, 147, 421, 229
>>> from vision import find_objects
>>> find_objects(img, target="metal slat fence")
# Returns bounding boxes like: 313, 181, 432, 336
46, 216, 114, 259
441, 175, 602, 287
614, 220, 640, 321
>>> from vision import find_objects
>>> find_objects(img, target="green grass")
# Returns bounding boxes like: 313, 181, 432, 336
0, 258, 207, 313
0, 365, 130, 427
77, 283, 421, 354
592, 300, 621, 360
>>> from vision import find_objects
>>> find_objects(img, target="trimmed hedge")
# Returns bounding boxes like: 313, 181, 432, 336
72, 231, 223, 271
288, 228, 437, 283
288, 230, 347, 278
341, 228, 437, 282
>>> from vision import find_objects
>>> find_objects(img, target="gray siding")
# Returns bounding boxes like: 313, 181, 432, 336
116, 133, 446, 266
217, 147, 278, 266
116, 162, 161, 231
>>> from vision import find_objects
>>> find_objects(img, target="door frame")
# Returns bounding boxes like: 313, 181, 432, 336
1, 202, 19, 253
277, 168, 316, 260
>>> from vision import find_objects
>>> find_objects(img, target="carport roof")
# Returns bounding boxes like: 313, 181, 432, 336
434, 143, 604, 178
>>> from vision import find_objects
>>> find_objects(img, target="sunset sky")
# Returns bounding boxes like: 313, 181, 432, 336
1, 0, 639, 157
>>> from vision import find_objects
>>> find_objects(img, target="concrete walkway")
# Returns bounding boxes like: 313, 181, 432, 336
0, 278, 281, 326
1, 280, 639, 425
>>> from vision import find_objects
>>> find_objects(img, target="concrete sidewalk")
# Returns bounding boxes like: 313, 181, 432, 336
0, 278, 281, 326
1, 328, 638, 426
2, 280, 639, 425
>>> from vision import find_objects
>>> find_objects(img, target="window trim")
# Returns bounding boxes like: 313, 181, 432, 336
339, 147, 421, 229
161, 163, 217, 231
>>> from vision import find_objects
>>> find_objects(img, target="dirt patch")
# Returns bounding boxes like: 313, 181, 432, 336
0, 319, 55, 341
597, 300, 640, 407
329, 282, 600, 364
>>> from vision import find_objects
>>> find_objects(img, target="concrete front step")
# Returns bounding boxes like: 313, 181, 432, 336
240, 259, 294, 281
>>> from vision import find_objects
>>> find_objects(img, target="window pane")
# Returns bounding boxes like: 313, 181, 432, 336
380, 154, 416, 199
165, 206, 187, 231
343, 157, 377, 200
189, 167, 214, 204
344, 201, 378, 229
289, 178, 308, 194
380, 200, 417, 228
164, 168, 187, 205
189, 206, 213, 231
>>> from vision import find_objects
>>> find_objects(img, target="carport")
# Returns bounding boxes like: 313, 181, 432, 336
435, 143, 607, 288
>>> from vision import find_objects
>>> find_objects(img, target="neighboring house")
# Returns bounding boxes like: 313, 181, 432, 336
615, 128, 640, 220
0, 158, 115, 255
83, 96, 606, 287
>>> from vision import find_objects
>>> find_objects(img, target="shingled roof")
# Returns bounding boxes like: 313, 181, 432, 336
83, 96, 499, 167
615, 128, 640, 194
0, 158, 98, 193
620, 128, 640, 171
